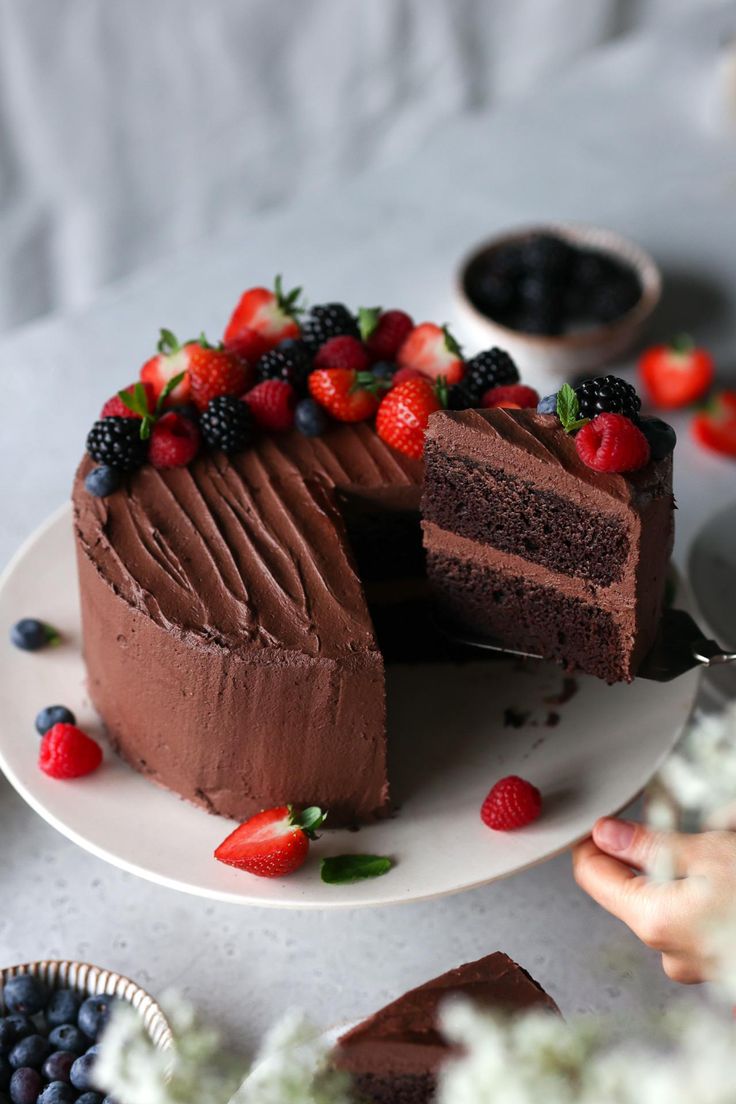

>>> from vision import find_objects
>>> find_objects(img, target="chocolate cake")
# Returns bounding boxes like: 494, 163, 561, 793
333, 952, 559, 1104
422, 408, 674, 683
73, 424, 423, 826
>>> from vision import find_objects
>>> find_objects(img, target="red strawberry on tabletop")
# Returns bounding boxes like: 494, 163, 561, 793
313, 335, 370, 374
187, 338, 251, 412
397, 322, 464, 385
639, 335, 714, 409
359, 308, 414, 362
39, 723, 103, 780
308, 367, 380, 423
482, 384, 540, 410
140, 329, 193, 405
214, 804, 326, 878
148, 412, 201, 469
691, 391, 736, 458
244, 379, 297, 431
224, 275, 302, 354
481, 775, 542, 831
376, 376, 443, 460
101, 381, 156, 420
575, 412, 650, 473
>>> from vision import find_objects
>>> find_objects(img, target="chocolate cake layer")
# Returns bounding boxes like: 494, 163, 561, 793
73, 424, 422, 824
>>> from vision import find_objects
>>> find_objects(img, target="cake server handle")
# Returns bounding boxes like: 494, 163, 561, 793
638, 608, 736, 682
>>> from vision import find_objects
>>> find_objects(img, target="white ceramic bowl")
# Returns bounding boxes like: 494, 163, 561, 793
0, 959, 172, 1050
456, 223, 662, 388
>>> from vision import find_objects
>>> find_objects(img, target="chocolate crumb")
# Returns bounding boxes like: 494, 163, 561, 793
503, 707, 530, 728
545, 677, 578, 706
545, 711, 561, 727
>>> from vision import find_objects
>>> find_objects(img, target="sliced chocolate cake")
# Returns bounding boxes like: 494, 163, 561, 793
422, 406, 674, 682
333, 952, 559, 1104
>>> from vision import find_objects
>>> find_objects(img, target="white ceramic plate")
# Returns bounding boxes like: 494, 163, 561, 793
0, 505, 699, 909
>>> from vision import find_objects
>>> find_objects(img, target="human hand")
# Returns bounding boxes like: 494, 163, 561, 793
572, 817, 736, 984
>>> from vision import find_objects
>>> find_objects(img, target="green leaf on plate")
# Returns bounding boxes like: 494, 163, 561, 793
320, 854, 393, 885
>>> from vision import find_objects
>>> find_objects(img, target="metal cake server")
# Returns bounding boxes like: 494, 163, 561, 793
438, 606, 736, 683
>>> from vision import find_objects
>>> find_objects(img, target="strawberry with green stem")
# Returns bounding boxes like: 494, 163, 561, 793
214, 805, 326, 878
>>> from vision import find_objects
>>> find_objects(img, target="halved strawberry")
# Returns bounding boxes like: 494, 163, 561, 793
140, 330, 192, 404
224, 276, 302, 353
639, 335, 714, 409
397, 323, 464, 385
376, 376, 444, 459
187, 338, 252, 412
308, 368, 381, 423
214, 805, 326, 878
101, 381, 156, 420
691, 391, 736, 458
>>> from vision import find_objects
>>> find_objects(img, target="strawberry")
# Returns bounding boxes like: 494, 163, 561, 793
140, 330, 193, 405
392, 366, 427, 387
359, 308, 414, 361
575, 412, 650, 472
314, 335, 369, 373
397, 322, 464, 385
308, 368, 380, 423
187, 339, 250, 412
376, 376, 443, 459
482, 384, 540, 410
244, 380, 296, 431
223, 327, 272, 365
481, 775, 542, 831
214, 804, 326, 878
148, 412, 201, 468
224, 275, 302, 353
39, 723, 103, 780
101, 381, 156, 420
639, 335, 714, 409
691, 391, 736, 458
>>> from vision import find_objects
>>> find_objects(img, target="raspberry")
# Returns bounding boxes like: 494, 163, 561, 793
244, 380, 296, 430
481, 775, 542, 831
365, 310, 414, 361
100, 381, 156, 419
482, 384, 540, 410
39, 724, 103, 780
148, 412, 201, 469
575, 412, 650, 473
313, 335, 369, 373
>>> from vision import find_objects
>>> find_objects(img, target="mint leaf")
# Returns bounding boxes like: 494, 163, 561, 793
556, 383, 590, 434
320, 854, 393, 885
358, 307, 381, 342
442, 325, 463, 359
157, 328, 180, 355
43, 624, 62, 647
155, 371, 186, 415
288, 805, 327, 839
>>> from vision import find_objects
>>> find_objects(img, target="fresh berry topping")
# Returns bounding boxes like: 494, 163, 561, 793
371, 360, 396, 381
84, 466, 122, 498
38, 724, 103, 780
9, 1034, 51, 1070
69, 1053, 97, 1093
308, 368, 379, 423
214, 804, 326, 878
244, 380, 296, 431
46, 989, 81, 1029
77, 996, 117, 1042
313, 335, 369, 373
35, 705, 76, 736
537, 392, 559, 414
446, 382, 477, 411
638, 416, 677, 461
42, 1051, 75, 1083
575, 412, 651, 472
256, 341, 312, 392
86, 418, 148, 471
392, 366, 427, 386
168, 402, 200, 423
397, 322, 464, 384
3, 976, 47, 1017
294, 397, 329, 438
223, 327, 272, 365
187, 340, 250, 412
148, 412, 201, 469
481, 775, 542, 831
359, 308, 414, 361
639, 335, 715, 409
224, 276, 302, 352
691, 391, 736, 458
100, 381, 156, 420
10, 1067, 43, 1104
376, 377, 443, 459
574, 375, 641, 421
300, 303, 360, 352
140, 329, 192, 404
462, 347, 519, 402
10, 619, 60, 652
47, 1025, 86, 1056
482, 383, 540, 409
199, 395, 255, 454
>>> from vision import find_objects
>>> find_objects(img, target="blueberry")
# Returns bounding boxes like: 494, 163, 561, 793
294, 398, 329, 438
35, 706, 76, 737
48, 1025, 87, 1056
70, 1052, 97, 1092
370, 361, 396, 381
84, 465, 122, 498
638, 415, 677, 461
45, 991, 81, 1031
8, 1035, 51, 1071
8, 1067, 42, 1104
42, 1051, 75, 1083
2, 976, 46, 1018
0, 1019, 34, 1052
0, 1022, 15, 1056
77, 1095, 104, 1104
537, 392, 559, 415
77, 997, 115, 1043
0, 1056, 10, 1090
37, 1083, 76, 1104
101, 1098, 119, 1104
9, 620, 58, 652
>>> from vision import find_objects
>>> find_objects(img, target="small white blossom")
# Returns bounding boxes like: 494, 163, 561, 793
233, 1009, 351, 1104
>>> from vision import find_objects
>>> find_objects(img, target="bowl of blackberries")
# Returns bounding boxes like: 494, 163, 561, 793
458, 224, 661, 379
0, 961, 171, 1104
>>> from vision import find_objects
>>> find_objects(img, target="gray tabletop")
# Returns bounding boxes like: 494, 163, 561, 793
1, 5, 735, 1051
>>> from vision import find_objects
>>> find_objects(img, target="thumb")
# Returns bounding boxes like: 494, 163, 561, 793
592, 817, 695, 877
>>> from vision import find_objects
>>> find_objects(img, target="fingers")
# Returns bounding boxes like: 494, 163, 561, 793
660, 953, 705, 985
592, 817, 699, 876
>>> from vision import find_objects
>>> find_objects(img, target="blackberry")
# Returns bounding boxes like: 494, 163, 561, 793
518, 233, 575, 276
587, 272, 641, 323
574, 375, 641, 421
300, 303, 359, 352
199, 396, 255, 455
463, 348, 519, 402
257, 341, 312, 392
446, 383, 477, 411
86, 418, 147, 471
465, 264, 516, 320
